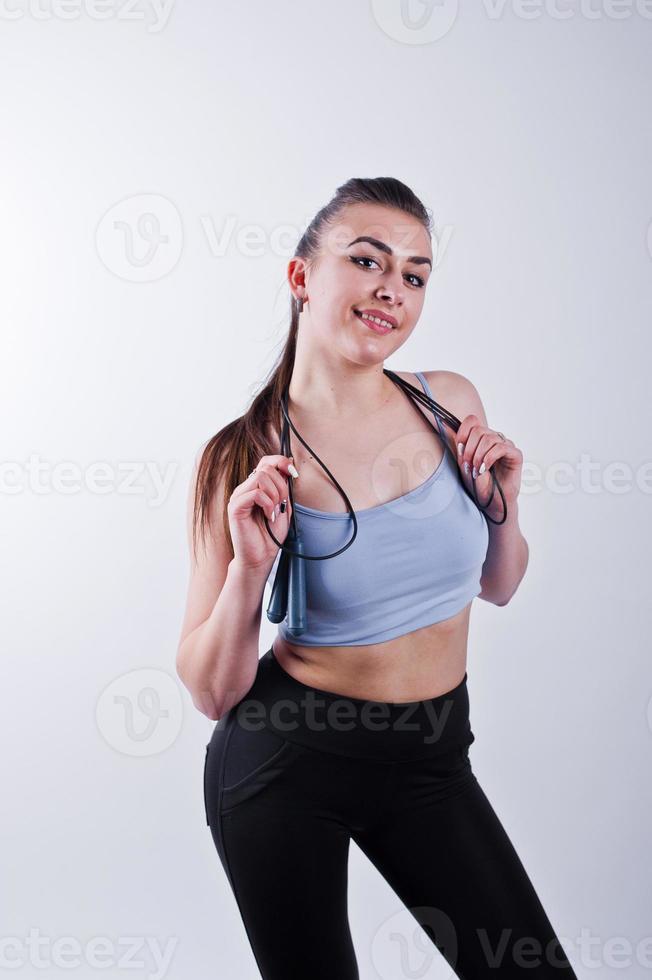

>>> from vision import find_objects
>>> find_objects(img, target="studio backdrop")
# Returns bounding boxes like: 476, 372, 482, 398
2, 2, 650, 978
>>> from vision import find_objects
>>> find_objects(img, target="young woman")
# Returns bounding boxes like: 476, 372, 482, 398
177, 178, 577, 979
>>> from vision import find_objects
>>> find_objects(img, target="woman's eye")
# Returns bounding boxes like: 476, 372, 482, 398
406, 273, 425, 288
349, 255, 424, 288
350, 255, 379, 271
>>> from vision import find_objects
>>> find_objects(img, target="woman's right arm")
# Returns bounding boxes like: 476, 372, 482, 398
175, 447, 292, 720
177, 560, 271, 721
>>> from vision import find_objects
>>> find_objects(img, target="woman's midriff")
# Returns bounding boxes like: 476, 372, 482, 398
271, 601, 472, 703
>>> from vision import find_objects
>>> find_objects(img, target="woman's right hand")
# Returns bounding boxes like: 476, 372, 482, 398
227, 455, 297, 573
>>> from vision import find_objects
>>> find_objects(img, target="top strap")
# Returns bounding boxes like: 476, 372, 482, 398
414, 371, 446, 440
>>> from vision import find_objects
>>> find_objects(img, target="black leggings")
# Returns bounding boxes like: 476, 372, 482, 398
203, 646, 577, 979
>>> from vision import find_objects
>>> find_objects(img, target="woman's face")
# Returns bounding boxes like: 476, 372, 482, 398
297, 202, 433, 361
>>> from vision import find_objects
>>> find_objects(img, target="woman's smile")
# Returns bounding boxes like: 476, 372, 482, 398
353, 309, 395, 334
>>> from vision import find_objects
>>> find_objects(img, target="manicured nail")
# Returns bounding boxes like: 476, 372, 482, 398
288, 464, 299, 478
472, 466, 477, 479
463, 461, 470, 475
478, 462, 485, 475
271, 506, 276, 523
457, 442, 464, 456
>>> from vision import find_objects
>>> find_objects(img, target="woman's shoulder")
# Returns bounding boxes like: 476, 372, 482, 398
421, 370, 488, 428
420, 369, 466, 396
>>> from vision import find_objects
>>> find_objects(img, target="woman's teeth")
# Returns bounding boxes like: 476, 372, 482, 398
356, 311, 395, 330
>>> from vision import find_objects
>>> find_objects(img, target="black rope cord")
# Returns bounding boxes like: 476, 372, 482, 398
262, 368, 507, 560
264, 370, 508, 633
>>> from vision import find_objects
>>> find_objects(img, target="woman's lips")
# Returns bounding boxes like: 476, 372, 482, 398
354, 310, 393, 335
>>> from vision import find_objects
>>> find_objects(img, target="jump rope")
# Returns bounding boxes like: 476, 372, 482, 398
261, 369, 507, 636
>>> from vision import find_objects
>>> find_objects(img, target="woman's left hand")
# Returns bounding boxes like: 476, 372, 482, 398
455, 415, 523, 521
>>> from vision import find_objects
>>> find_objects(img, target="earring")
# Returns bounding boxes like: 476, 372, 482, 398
297, 293, 308, 313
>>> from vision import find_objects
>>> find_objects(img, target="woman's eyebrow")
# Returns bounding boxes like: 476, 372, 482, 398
347, 235, 432, 269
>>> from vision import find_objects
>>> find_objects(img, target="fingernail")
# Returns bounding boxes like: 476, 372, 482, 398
472, 466, 477, 479
271, 506, 276, 523
463, 461, 470, 475
478, 462, 485, 475
457, 442, 464, 456
288, 464, 299, 478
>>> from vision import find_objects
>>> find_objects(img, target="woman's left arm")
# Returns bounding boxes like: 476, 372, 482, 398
437, 372, 528, 606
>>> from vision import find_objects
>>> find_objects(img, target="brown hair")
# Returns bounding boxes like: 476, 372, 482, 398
192, 177, 433, 562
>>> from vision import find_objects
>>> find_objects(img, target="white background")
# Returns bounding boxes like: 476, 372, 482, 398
2, 1, 651, 977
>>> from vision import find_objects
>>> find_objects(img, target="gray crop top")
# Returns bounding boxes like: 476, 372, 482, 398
266, 372, 490, 646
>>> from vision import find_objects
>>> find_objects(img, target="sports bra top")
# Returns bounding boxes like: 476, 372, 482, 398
267, 371, 490, 647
